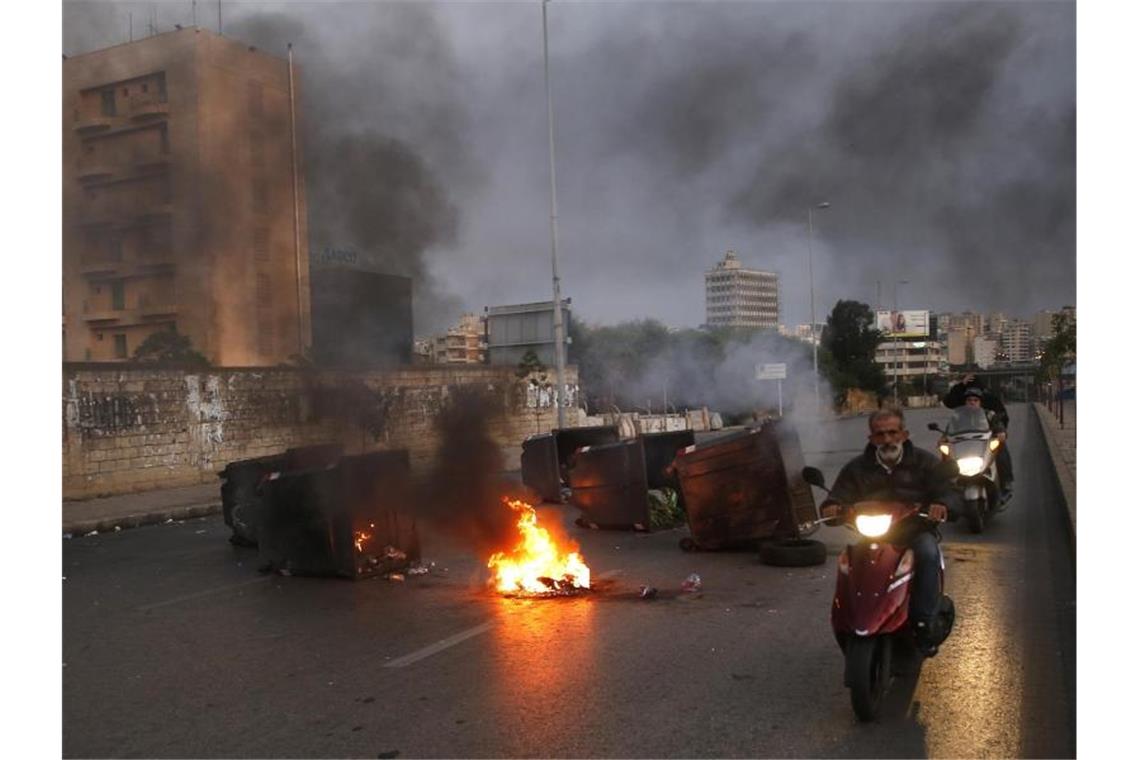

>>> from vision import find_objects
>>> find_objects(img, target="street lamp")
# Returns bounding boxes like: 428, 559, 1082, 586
807, 201, 830, 415
892, 279, 908, 405
542, 0, 568, 428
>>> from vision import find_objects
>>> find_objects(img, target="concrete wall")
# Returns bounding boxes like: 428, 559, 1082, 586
63, 364, 579, 500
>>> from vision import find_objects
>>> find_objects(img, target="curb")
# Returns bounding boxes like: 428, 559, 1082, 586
63, 502, 221, 537
1030, 403, 1075, 551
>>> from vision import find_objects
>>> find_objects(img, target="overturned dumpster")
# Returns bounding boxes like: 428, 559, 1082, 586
520, 425, 621, 503
257, 449, 419, 579
219, 444, 345, 546
671, 418, 824, 565
568, 430, 695, 531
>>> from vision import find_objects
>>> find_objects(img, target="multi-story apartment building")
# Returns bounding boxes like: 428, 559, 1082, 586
973, 335, 1000, 369
875, 339, 943, 386
430, 313, 486, 364
946, 329, 971, 366
704, 250, 779, 329
63, 27, 311, 365
985, 312, 1008, 337
1001, 320, 1033, 363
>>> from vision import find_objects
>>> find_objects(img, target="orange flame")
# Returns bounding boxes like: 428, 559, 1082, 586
487, 498, 591, 595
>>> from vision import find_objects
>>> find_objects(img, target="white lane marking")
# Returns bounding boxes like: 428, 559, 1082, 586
136, 576, 272, 611
384, 622, 494, 668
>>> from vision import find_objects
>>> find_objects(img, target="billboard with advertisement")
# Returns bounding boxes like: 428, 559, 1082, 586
875, 310, 930, 338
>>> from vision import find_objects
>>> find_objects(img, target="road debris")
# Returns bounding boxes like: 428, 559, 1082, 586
681, 573, 702, 593
639, 585, 658, 599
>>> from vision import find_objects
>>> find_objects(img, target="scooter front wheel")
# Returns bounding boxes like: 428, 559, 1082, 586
846, 636, 892, 722
965, 498, 986, 534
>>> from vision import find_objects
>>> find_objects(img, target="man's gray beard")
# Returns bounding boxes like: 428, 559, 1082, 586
877, 442, 903, 464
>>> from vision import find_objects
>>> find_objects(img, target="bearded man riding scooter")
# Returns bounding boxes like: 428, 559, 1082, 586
820, 407, 956, 655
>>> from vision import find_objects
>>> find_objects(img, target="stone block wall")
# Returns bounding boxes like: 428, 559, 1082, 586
62, 364, 579, 499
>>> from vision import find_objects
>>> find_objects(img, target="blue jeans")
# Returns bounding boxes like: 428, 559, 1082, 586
908, 530, 942, 623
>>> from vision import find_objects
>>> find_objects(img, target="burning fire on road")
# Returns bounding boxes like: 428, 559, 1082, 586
487, 498, 591, 597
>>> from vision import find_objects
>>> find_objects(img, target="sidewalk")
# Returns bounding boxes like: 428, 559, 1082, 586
63, 482, 221, 536
1032, 401, 1076, 542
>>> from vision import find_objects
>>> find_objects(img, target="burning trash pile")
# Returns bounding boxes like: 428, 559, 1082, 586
487, 498, 591, 597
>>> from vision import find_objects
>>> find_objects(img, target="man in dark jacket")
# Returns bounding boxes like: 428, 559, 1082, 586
820, 407, 955, 655
943, 375, 1014, 502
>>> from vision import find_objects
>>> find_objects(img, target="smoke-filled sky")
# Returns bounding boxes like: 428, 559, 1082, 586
62, 0, 1075, 333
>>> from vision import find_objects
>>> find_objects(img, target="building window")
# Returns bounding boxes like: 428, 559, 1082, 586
111, 281, 125, 310
114, 334, 128, 359
142, 83, 148, 93
101, 89, 116, 117
156, 73, 167, 103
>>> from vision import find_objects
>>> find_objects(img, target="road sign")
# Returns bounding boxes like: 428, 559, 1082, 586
755, 363, 787, 380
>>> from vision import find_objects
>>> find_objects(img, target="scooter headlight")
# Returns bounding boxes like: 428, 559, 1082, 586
989, 438, 1001, 452
938, 442, 951, 456
854, 513, 892, 538
956, 455, 986, 476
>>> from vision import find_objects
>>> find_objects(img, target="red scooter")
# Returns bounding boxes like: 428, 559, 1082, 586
802, 466, 956, 721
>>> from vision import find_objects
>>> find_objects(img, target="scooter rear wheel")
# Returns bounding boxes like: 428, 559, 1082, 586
847, 636, 892, 722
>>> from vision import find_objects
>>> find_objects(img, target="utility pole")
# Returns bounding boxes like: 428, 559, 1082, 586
542, 0, 568, 428
807, 202, 830, 416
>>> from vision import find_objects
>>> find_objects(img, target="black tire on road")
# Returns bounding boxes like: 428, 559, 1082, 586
759, 538, 827, 567
965, 498, 985, 534
847, 636, 891, 722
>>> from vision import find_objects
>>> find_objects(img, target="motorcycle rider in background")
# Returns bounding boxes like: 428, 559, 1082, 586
820, 408, 956, 655
943, 375, 1014, 503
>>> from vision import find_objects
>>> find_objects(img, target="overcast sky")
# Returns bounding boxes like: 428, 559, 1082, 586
62, 0, 1076, 333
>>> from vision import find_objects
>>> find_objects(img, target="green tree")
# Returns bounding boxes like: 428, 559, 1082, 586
819, 300, 885, 407
132, 328, 210, 367
1038, 309, 1076, 381
515, 349, 547, 379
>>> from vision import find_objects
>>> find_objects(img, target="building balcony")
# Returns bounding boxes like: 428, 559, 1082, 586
135, 203, 174, 223
73, 117, 113, 134
79, 258, 123, 276
81, 302, 123, 323
129, 96, 169, 121
76, 162, 116, 182
138, 297, 178, 318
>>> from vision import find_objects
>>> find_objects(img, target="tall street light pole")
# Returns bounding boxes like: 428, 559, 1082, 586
893, 279, 908, 405
542, 0, 568, 428
807, 201, 830, 415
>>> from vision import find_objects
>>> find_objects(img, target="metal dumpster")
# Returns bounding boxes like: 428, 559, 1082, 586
521, 425, 620, 503
640, 429, 696, 514
567, 439, 650, 529
670, 419, 816, 550
219, 454, 286, 546
218, 443, 343, 547
257, 449, 418, 579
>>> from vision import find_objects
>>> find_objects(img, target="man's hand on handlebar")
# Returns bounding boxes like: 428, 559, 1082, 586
820, 502, 842, 523
927, 503, 948, 522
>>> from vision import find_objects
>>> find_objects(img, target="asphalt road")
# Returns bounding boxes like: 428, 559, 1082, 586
62, 403, 1075, 758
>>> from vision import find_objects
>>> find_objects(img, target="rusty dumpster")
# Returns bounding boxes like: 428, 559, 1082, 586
670, 419, 818, 552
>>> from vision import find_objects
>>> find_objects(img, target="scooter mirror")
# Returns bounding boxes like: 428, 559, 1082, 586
801, 466, 827, 489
